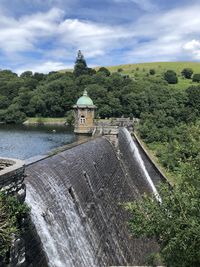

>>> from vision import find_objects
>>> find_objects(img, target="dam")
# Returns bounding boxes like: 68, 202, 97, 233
23, 127, 164, 267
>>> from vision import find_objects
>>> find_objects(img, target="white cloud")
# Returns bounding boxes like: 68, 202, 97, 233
0, 8, 63, 53
0, 7, 132, 59
113, 0, 156, 11
183, 39, 200, 59
123, 5, 200, 62
16, 61, 73, 74
184, 40, 200, 51
58, 19, 132, 58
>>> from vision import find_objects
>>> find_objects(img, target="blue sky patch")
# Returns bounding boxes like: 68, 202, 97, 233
0, 0, 199, 73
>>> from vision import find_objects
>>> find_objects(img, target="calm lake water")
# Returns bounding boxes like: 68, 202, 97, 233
0, 124, 82, 160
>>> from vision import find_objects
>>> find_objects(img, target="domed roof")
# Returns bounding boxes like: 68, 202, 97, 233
76, 90, 94, 106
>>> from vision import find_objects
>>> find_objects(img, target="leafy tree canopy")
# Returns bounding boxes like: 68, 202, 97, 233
181, 68, 193, 79
192, 73, 200, 83
164, 70, 178, 84
97, 67, 111, 76
149, 69, 156, 75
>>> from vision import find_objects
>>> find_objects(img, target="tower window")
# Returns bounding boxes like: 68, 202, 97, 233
80, 115, 86, 124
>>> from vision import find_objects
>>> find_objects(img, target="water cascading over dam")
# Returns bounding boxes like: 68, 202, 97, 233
25, 128, 162, 267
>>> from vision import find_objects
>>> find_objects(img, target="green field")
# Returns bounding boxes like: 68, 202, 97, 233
104, 61, 200, 75
106, 62, 200, 90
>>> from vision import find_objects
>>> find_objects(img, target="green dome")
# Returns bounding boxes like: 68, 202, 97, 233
76, 90, 94, 105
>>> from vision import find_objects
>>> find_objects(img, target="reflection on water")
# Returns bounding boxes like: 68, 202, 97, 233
0, 124, 82, 160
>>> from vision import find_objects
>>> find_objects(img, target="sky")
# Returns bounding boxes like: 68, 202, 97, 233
0, 0, 200, 74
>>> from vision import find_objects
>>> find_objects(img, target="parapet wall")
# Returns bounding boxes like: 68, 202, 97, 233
0, 158, 25, 201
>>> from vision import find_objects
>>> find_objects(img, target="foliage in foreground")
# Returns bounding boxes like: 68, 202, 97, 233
126, 157, 200, 267
0, 192, 29, 257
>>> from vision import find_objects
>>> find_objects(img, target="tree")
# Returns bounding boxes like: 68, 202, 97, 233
87, 68, 96, 76
186, 85, 200, 112
65, 110, 75, 125
4, 104, 26, 123
20, 71, 33, 78
164, 70, 178, 84
0, 95, 9, 109
117, 68, 123, 73
192, 73, 200, 83
97, 67, 111, 76
149, 69, 156, 75
98, 104, 112, 118
181, 68, 193, 79
126, 157, 200, 267
28, 95, 46, 116
33, 72, 46, 81
73, 50, 88, 77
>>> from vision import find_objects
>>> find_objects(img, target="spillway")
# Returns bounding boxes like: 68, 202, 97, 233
25, 129, 160, 266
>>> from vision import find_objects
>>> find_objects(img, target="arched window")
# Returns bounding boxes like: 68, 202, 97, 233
80, 115, 86, 124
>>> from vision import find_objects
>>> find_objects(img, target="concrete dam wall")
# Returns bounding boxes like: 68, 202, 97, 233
25, 128, 161, 267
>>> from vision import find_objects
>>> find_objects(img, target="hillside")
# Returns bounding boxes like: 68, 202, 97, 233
104, 62, 200, 90
104, 61, 200, 75
61, 61, 200, 90
61, 61, 200, 75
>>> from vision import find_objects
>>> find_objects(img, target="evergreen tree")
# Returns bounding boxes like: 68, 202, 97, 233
73, 50, 88, 77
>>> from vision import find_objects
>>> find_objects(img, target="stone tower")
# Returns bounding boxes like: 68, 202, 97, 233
73, 89, 96, 134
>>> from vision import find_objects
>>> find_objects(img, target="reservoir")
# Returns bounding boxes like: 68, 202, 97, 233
0, 124, 79, 160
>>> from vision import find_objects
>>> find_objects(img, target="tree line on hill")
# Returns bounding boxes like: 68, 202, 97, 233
0, 52, 132, 123
0, 51, 199, 125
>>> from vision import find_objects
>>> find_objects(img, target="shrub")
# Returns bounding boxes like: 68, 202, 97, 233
97, 67, 110, 76
149, 69, 156, 75
164, 70, 178, 84
181, 68, 193, 79
0, 192, 29, 257
117, 68, 123, 72
65, 110, 75, 126
192, 73, 200, 83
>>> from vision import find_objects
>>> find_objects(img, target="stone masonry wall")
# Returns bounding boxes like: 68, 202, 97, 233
0, 158, 48, 267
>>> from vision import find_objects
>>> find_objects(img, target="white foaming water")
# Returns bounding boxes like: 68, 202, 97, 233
122, 128, 160, 201
26, 174, 97, 267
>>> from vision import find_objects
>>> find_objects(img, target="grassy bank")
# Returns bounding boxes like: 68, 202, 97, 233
106, 61, 200, 74
24, 117, 67, 125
